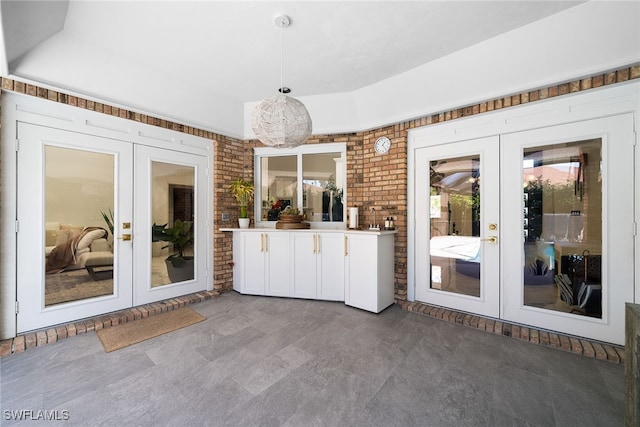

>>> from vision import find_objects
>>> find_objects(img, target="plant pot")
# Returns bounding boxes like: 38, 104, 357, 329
165, 257, 194, 283
238, 218, 250, 229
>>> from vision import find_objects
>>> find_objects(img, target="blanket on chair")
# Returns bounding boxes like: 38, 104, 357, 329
46, 227, 107, 273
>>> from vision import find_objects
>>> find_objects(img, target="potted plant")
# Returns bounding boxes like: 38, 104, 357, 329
152, 219, 194, 283
229, 178, 254, 228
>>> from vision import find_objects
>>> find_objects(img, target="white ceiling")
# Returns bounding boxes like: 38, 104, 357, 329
1, 1, 586, 136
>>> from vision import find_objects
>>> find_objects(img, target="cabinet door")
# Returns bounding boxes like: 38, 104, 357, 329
292, 233, 317, 299
317, 233, 345, 301
241, 232, 266, 295
345, 234, 377, 311
265, 232, 291, 297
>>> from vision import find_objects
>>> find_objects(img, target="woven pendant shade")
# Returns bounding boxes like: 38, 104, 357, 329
251, 14, 312, 149
251, 94, 312, 148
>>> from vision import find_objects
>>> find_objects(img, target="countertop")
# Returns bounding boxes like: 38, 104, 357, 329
219, 227, 398, 235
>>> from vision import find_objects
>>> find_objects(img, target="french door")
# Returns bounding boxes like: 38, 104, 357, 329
415, 136, 500, 318
414, 114, 635, 344
133, 145, 208, 305
16, 123, 208, 333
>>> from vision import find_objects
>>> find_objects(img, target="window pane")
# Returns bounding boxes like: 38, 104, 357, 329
260, 156, 298, 221
302, 152, 344, 222
429, 155, 481, 297
151, 162, 195, 286
523, 139, 602, 318
44, 146, 114, 306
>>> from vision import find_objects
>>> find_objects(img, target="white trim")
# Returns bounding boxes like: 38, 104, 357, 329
254, 142, 347, 230
0, 92, 214, 339
407, 82, 639, 344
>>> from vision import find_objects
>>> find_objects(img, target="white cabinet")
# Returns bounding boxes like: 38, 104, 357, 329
344, 232, 395, 313
229, 229, 394, 312
233, 231, 290, 296
292, 232, 344, 300
291, 233, 317, 298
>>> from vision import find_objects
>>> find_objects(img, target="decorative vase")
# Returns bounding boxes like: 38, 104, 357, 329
238, 218, 250, 229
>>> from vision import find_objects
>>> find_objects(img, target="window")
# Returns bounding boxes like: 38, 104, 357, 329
255, 143, 346, 228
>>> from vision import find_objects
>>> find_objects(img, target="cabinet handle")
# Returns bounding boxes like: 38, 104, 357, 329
260, 233, 265, 252
312, 234, 316, 254
264, 234, 268, 252
316, 234, 320, 254
344, 235, 348, 256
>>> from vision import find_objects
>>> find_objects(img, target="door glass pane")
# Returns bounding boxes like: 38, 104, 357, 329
260, 156, 297, 221
44, 146, 114, 306
302, 152, 344, 222
151, 162, 195, 286
429, 155, 481, 297
523, 139, 602, 318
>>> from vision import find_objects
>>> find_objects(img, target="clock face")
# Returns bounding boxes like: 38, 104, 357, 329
375, 136, 391, 154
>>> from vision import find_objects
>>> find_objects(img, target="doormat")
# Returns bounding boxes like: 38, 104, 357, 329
96, 307, 206, 352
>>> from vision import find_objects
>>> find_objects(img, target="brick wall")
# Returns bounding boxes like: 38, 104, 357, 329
2, 63, 639, 302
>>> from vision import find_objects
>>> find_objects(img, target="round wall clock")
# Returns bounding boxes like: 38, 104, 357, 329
374, 136, 391, 154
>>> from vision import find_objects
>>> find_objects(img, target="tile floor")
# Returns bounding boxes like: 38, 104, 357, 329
1, 292, 624, 426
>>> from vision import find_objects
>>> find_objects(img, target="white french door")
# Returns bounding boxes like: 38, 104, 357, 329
413, 114, 635, 344
415, 136, 500, 318
501, 114, 635, 344
17, 123, 133, 332
16, 124, 209, 333
133, 145, 208, 305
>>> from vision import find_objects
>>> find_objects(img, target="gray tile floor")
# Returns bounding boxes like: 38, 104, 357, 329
1, 292, 624, 426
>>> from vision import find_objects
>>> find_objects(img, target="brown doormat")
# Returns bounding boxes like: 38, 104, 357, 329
96, 307, 206, 352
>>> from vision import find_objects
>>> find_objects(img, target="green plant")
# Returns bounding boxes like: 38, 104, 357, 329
281, 206, 300, 215
152, 219, 193, 267
101, 208, 114, 236
228, 178, 254, 218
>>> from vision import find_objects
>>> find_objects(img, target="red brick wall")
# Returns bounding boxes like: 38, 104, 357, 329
2, 63, 639, 302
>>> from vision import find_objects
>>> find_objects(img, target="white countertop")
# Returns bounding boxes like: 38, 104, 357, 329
219, 227, 398, 236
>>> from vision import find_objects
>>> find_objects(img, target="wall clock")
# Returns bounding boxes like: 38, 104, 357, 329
374, 136, 391, 154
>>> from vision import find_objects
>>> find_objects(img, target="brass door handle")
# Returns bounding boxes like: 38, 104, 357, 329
316, 234, 320, 254
344, 235, 348, 256
116, 234, 131, 241
481, 236, 498, 244
312, 234, 317, 254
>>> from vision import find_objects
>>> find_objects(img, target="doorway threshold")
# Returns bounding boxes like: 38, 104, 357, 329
404, 301, 624, 364
0, 290, 219, 357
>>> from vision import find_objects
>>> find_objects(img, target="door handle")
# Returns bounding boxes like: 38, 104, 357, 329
116, 234, 131, 241
312, 234, 316, 254
481, 236, 498, 244
316, 234, 320, 254
264, 234, 268, 252
344, 235, 348, 256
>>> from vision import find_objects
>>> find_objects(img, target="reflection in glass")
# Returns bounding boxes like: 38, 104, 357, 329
429, 155, 481, 297
44, 146, 114, 306
260, 156, 297, 221
522, 139, 602, 318
303, 152, 344, 222
151, 162, 195, 286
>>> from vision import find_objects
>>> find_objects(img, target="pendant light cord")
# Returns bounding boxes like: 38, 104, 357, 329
280, 16, 284, 94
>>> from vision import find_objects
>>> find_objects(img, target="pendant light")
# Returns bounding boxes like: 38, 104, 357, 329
251, 14, 312, 148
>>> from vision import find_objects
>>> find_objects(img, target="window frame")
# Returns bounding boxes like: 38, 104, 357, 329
254, 143, 347, 229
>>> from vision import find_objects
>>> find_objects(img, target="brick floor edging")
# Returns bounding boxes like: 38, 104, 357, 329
0, 290, 220, 357
404, 301, 625, 364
